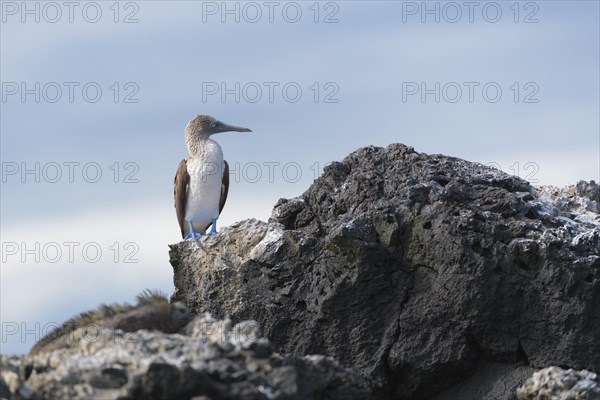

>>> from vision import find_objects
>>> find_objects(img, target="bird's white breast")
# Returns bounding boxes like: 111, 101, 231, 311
185, 139, 224, 232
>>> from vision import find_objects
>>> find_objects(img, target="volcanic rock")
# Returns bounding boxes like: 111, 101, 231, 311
171, 144, 600, 399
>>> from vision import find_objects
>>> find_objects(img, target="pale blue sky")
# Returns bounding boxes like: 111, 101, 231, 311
1, 1, 599, 354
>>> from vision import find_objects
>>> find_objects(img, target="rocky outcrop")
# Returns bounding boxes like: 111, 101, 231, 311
1, 314, 371, 400
517, 367, 600, 400
171, 144, 600, 400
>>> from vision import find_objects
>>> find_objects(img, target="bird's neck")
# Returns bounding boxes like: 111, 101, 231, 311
186, 134, 222, 158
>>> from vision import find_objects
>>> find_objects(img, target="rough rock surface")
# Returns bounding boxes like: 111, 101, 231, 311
171, 144, 600, 400
517, 367, 600, 400
0, 315, 371, 400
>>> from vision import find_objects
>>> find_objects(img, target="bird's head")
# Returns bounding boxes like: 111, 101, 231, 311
185, 115, 252, 139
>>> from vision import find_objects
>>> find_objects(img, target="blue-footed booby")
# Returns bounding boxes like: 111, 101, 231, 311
174, 115, 251, 240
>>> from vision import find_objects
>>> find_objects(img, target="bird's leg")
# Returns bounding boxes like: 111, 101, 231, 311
206, 218, 218, 237
184, 220, 202, 240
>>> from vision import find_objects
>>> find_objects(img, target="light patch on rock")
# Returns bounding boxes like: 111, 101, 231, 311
517, 366, 600, 400
535, 184, 600, 229
250, 224, 284, 262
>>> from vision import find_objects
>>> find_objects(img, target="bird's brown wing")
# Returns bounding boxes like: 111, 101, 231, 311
220, 160, 229, 214
203, 160, 229, 233
174, 159, 189, 238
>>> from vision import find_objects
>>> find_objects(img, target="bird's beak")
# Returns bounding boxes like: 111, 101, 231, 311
213, 120, 252, 133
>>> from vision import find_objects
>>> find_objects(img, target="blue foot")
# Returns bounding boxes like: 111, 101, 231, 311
206, 218, 218, 237
184, 220, 202, 240
184, 232, 202, 240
